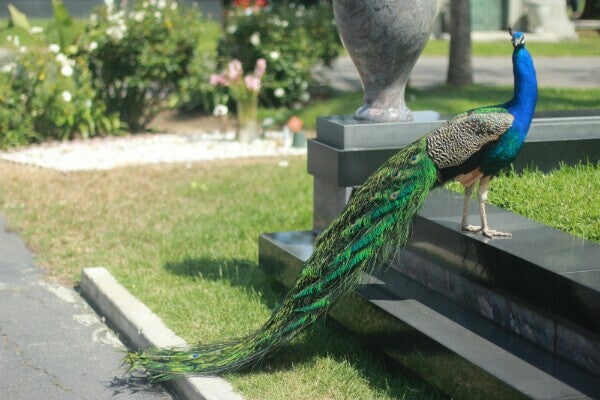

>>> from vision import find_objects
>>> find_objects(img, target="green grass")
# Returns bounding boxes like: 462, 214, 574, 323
454, 163, 600, 243
422, 31, 600, 57
0, 159, 445, 400
0, 156, 598, 400
286, 86, 600, 131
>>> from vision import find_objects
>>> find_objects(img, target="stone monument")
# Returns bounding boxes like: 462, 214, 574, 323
333, 0, 437, 122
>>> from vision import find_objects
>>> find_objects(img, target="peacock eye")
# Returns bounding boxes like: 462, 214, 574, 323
410, 155, 419, 164
389, 191, 399, 200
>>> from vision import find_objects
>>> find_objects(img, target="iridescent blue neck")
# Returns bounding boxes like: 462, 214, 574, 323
504, 45, 538, 137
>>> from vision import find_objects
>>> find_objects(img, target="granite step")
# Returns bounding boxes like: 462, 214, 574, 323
258, 189, 600, 399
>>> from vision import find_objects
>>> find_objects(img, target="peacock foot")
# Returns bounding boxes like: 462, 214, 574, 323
482, 229, 512, 239
461, 224, 481, 233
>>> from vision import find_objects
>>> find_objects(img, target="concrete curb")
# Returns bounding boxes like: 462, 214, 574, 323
80, 267, 244, 400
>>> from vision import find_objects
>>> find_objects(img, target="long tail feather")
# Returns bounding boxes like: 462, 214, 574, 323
127, 137, 438, 381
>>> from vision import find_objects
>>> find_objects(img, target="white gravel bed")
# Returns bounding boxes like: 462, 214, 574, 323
0, 131, 306, 172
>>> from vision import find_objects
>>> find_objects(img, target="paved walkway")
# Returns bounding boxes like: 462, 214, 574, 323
317, 55, 600, 90
0, 216, 172, 400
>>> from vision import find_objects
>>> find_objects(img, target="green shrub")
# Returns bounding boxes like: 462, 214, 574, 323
218, 1, 342, 108
0, 73, 36, 148
0, 32, 122, 149
174, 47, 228, 113
80, 0, 209, 131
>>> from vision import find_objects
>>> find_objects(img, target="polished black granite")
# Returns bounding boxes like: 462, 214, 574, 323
259, 231, 600, 400
410, 189, 600, 374
310, 115, 600, 187
261, 188, 600, 377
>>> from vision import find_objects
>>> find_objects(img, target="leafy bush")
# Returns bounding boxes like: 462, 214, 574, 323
79, 0, 209, 131
0, 26, 122, 149
218, 1, 342, 108
174, 45, 226, 113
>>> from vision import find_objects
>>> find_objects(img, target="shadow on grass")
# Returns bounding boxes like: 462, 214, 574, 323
164, 256, 282, 310
242, 323, 447, 399
163, 257, 446, 399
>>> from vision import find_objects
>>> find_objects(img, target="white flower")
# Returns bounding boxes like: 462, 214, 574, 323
170, 2, 177, 10
60, 64, 74, 77
133, 11, 145, 22
88, 41, 98, 51
104, 0, 114, 6
154, 11, 162, 19
274, 88, 285, 98
213, 104, 229, 117
269, 51, 280, 60
226, 24, 237, 34
85, 99, 92, 108
19, 46, 26, 53
61, 90, 72, 102
300, 92, 310, 102
109, 10, 125, 22
49, 43, 60, 53
106, 23, 127, 41
30, 26, 43, 34
0, 62, 15, 74
55, 53, 68, 65
90, 13, 98, 23
157, 0, 166, 9
250, 32, 261, 46
143, 1, 149, 7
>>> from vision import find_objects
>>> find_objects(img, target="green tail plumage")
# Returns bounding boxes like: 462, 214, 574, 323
127, 137, 438, 381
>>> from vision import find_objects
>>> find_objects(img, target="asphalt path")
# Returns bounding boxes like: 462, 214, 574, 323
0, 217, 172, 400
317, 55, 600, 90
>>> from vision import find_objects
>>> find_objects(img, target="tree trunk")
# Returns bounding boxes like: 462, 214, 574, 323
447, 0, 473, 86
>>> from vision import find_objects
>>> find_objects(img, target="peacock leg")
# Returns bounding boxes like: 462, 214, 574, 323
460, 183, 481, 233
477, 176, 512, 238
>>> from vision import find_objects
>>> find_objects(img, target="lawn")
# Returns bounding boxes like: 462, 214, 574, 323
0, 158, 445, 400
448, 163, 600, 243
0, 156, 598, 400
423, 30, 600, 57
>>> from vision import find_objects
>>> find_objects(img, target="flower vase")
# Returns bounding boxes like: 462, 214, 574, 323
236, 97, 258, 143
333, 0, 436, 122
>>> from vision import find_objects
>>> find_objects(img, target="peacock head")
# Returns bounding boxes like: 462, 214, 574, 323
508, 28, 526, 48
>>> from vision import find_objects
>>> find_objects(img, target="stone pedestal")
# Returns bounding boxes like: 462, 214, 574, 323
310, 111, 600, 230
524, 0, 578, 40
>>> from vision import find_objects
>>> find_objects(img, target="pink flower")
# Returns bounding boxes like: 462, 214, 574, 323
227, 59, 243, 82
210, 74, 221, 85
244, 75, 261, 93
210, 73, 229, 87
254, 58, 267, 79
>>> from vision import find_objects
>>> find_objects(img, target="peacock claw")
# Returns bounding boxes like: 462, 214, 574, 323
461, 224, 481, 233
482, 229, 512, 239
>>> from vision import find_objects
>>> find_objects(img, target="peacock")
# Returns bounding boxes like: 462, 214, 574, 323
127, 29, 537, 381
